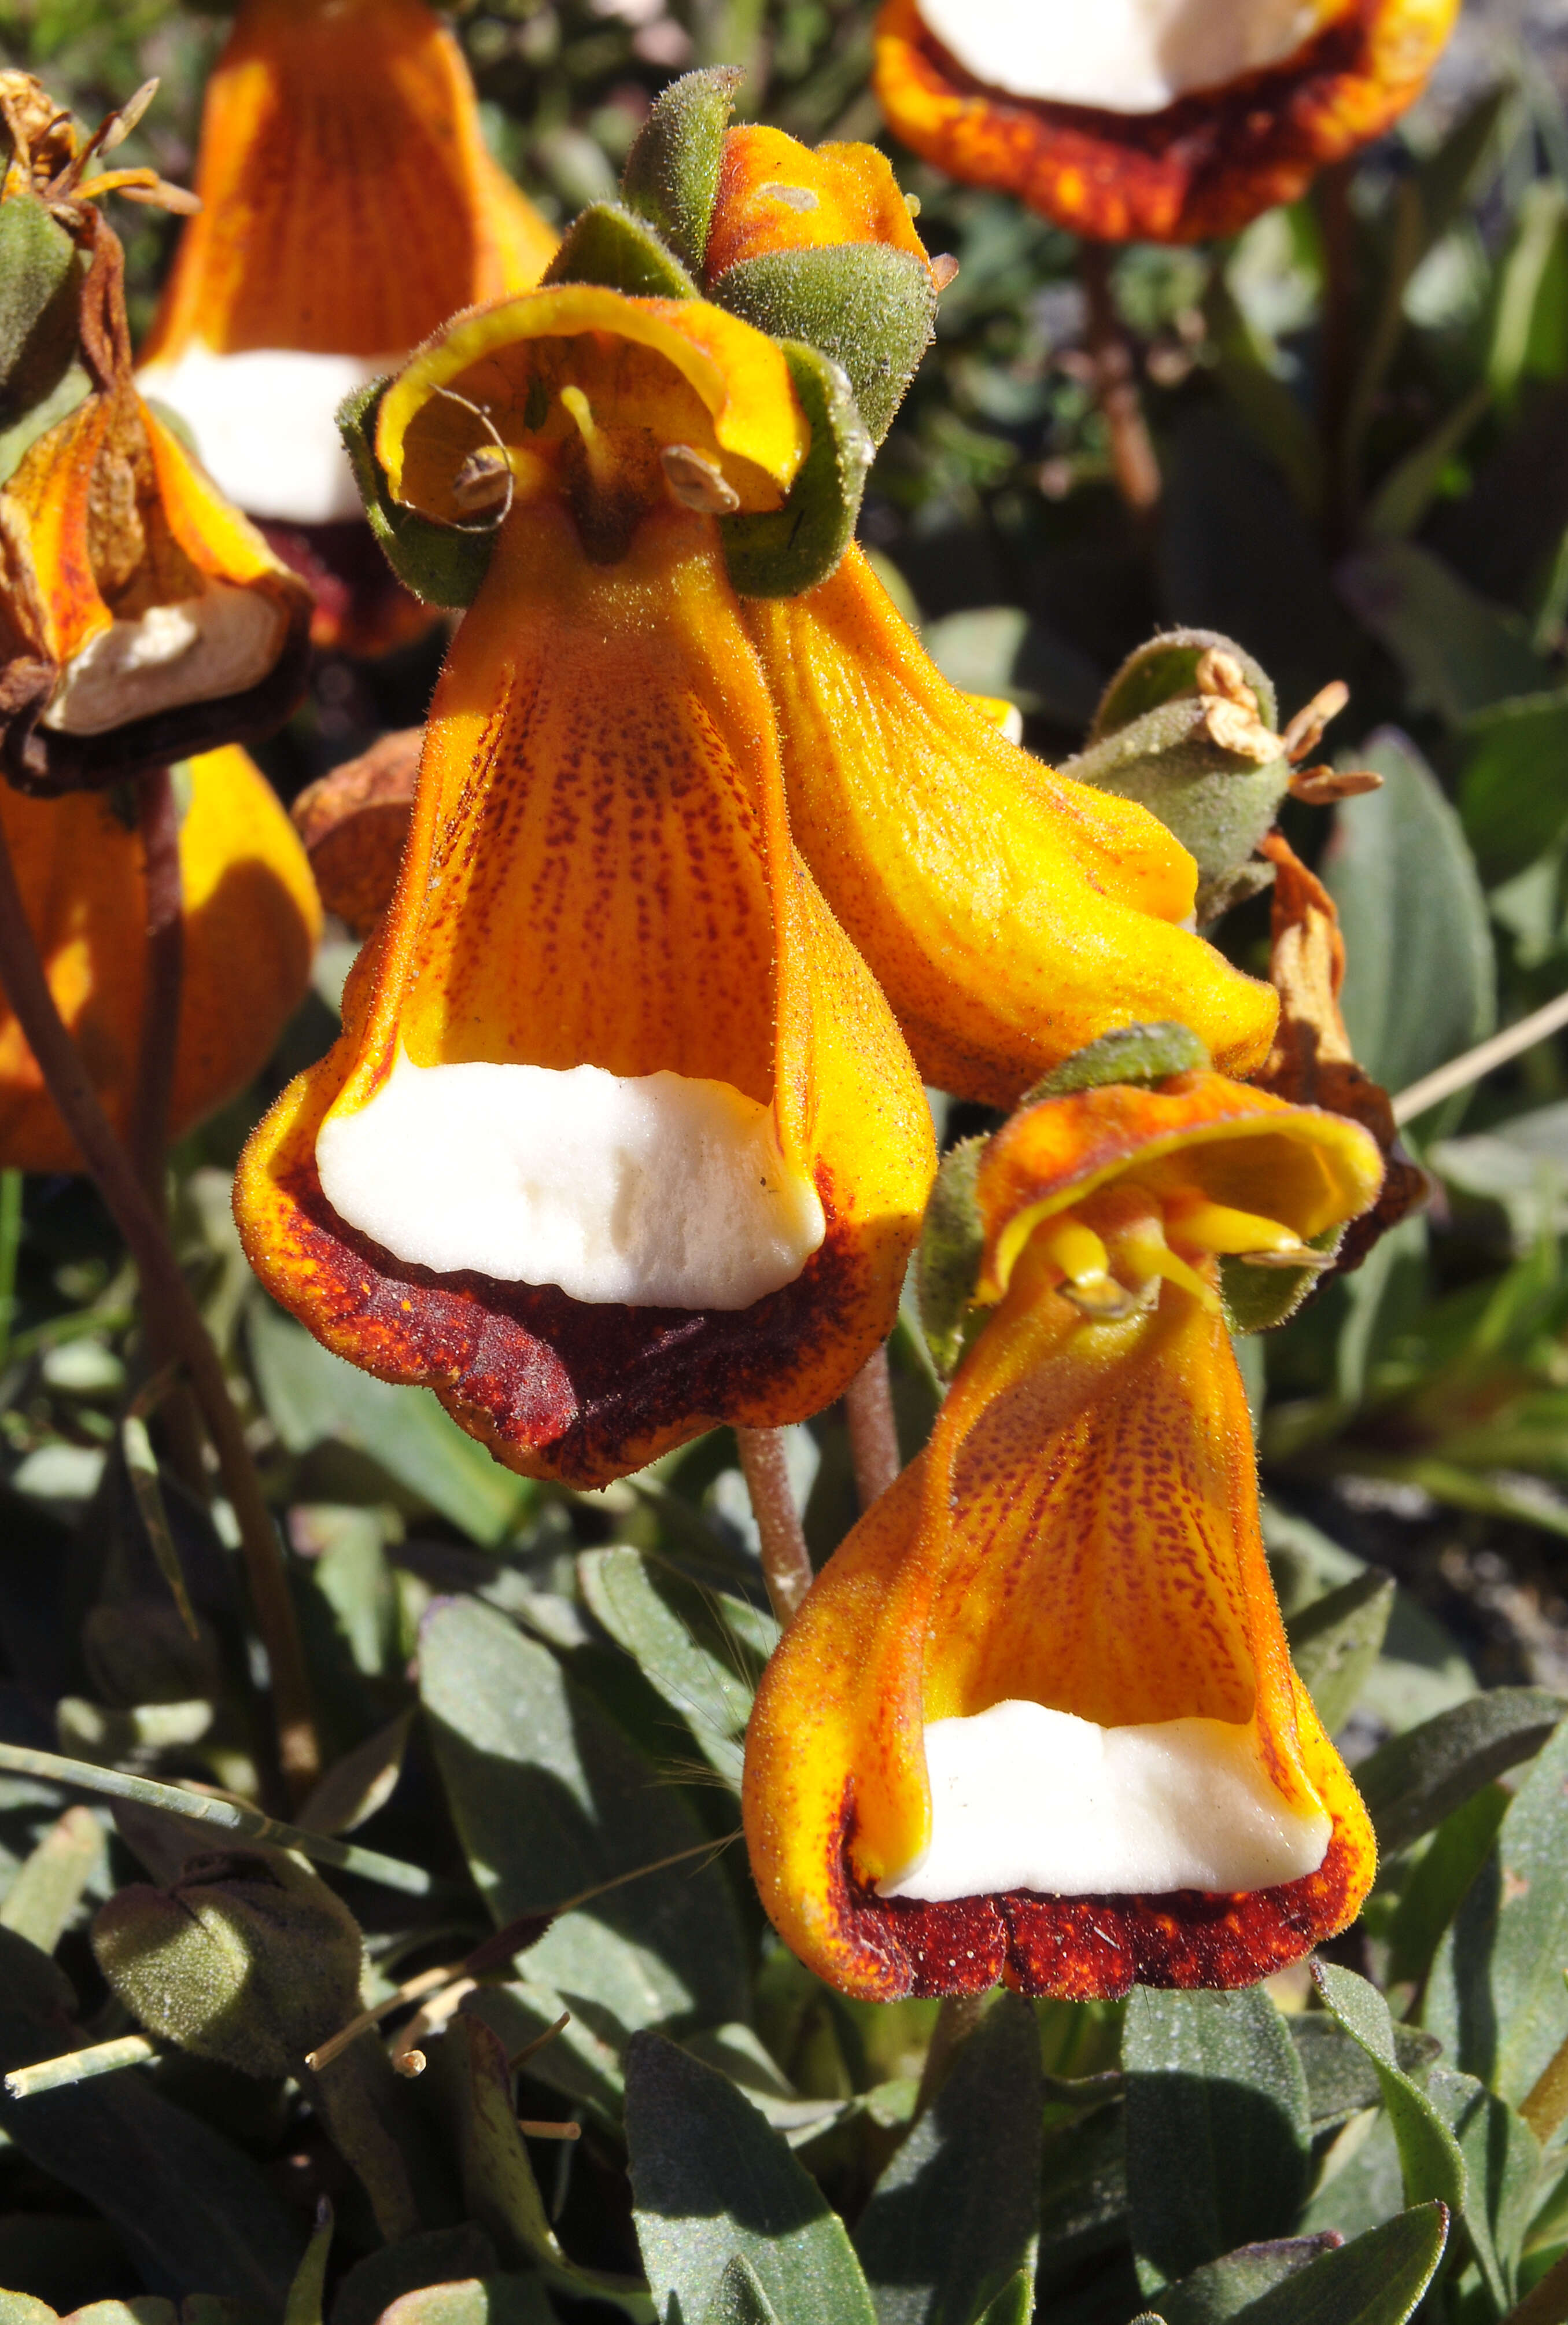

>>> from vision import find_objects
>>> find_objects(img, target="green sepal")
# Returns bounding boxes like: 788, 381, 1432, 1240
1023, 1020, 1211, 1104
338, 377, 495, 610
721, 340, 870, 598
916, 1136, 987, 1380
1088, 626, 1278, 741
543, 202, 697, 300
1065, 698, 1293, 888
711, 244, 935, 446
620, 67, 740, 278
1221, 1226, 1342, 1335
91, 1845, 364, 2080
0, 192, 83, 429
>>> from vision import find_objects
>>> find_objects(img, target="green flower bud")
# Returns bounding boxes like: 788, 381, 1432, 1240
711, 245, 935, 447
0, 192, 83, 437
91, 1847, 363, 2079
1064, 628, 1292, 909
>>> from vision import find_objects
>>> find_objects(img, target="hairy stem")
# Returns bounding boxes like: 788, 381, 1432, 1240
736, 1425, 814, 1625
1080, 241, 1160, 515
0, 813, 320, 1802
844, 1342, 901, 1510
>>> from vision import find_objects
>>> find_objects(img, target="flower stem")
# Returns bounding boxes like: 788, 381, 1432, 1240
1392, 986, 1568, 1125
736, 1425, 814, 1624
0, 812, 320, 1802
844, 1343, 901, 1510
131, 766, 207, 1500
6, 2034, 157, 2099
1079, 241, 1160, 515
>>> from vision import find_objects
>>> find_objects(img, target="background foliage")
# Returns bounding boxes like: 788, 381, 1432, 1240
5, 2, 1568, 2323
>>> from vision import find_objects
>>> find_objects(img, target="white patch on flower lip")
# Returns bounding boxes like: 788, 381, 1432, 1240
877, 1699, 1331, 1901
136, 345, 394, 524
916, 0, 1323, 115
314, 1052, 828, 1310
42, 584, 287, 736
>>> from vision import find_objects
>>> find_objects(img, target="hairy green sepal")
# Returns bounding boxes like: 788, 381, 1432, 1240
543, 203, 697, 300
339, 377, 495, 610
916, 1137, 987, 1380
0, 193, 84, 436
712, 245, 935, 447
621, 67, 740, 277
91, 1846, 363, 2079
1222, 1227, 1342, 1335
1024, 1021, 1211, 1103
721, 341, 870, 598
1068, 628, 1291, 897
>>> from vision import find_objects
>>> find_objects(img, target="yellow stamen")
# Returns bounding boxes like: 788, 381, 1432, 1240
1165, 1195, 1306, 1260
1113, 1217, 1221, 1314
559, 384, 614, 492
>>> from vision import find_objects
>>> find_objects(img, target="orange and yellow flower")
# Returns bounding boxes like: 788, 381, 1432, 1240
0, 746, 322, 1173
744, 1066, 1385, 1999
874, 0, 1459, 243
233, 285, 937, 1487
138, 0, 558, 651
0, 234, 313, 797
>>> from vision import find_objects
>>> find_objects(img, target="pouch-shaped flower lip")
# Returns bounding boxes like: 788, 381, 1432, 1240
375, 282, 810, 530
135, 0, 558, 530
742, 1069, 1383, 2002
873, 0, 1460, 242
237, 288, 935, 1489
0, 744, 322, 1173
0, 379, 314, 797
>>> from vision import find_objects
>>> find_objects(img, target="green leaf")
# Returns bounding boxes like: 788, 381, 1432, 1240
1335, 547, 1546, 727
285, 2202, 334, 2325
721, 341, 870, 598
1488, 182, 1568, 408
919, 605, 1102, 727
1457, 688, 1568, 884
713, 245, 935, 445
1354, 1688, 1564, 1855
420, 1597, 747, 2036
249, 1300, 533, 1547
1290, 2018, 1441, 2133
379, 2282, 556, 2325
625, 2032, 877, 2325
0, 193, 82, 429
0, 1806, 104, 1954
337, 379, 495, 610
455, 2014, 651, 2317
543, 202, 697, 299
1088, 628, 1277, 739
1207, 2206, 1448, 2325
1025, 1022, 1210, 1102
578, 1548, 775, 1791
0, 1929, 306, 2309
1364, 381, 1491, 544
331, 2226, 501, 2325
698, 2257, 784, 2325
1423, 2066, 1540, 2309
1385, 1786, 1509, 1992
853, 1995, 1043, 2325
970, 2275, 1032, 2325
298, 1709, 414, 1837
1284, 1571, 1394, 1736
915, 1138, 986, 1380
1322, 727, 1495, 1101
1124, 1987, 1311, 2293
621, 67, 740, 277
1156, 2237, 1345, 2325
1425, 1719, 1568, 2103
1311, 1965, 1467, 2225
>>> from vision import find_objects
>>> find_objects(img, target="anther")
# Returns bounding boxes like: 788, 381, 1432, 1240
452, 444, 512, 514
1036, 1215, 1139, 1320
661, 444, 741, 514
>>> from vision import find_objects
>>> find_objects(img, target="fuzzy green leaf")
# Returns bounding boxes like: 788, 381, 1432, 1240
853, 1995, 1043, 2325
1200, 2208, 1448, 2325
721, 341, 870, 598
1088, 628, 1278, 740
1124, 1988, 1312, 2293
698, 2257, 784, 2325
626, 2032, 877, 2325
916, 1137, 987, 1380
1354, 1687, 1564, 1855
1284, 1570, 1395, 1736
578, 1547, 775, 1791
621, 67, 740, 276
1311, 1965, 1467, 2228
338, 378, 495, 609
1156, 2237, 1345, 2325
543, 202, 697, 299
1026, 1022, 1210, 1103
713, 245, 935, 445
0, 193, 82, 429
